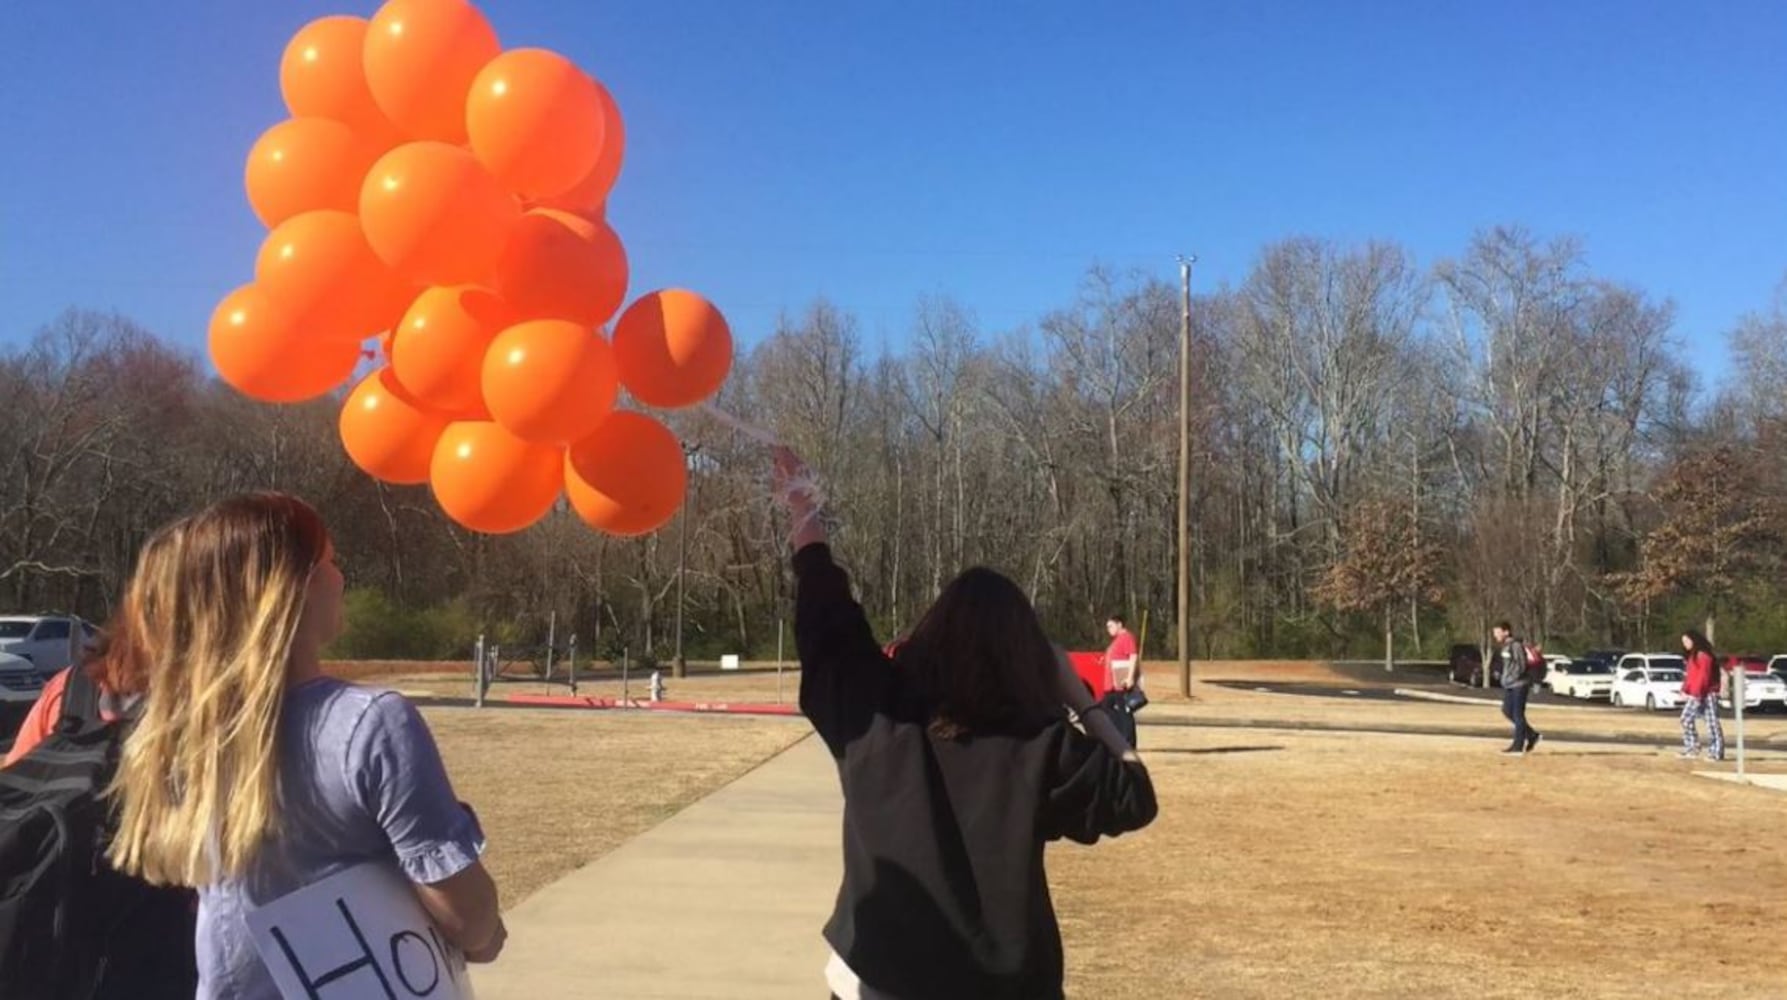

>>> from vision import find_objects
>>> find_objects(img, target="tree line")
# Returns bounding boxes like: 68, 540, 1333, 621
5, 225, 1785, 665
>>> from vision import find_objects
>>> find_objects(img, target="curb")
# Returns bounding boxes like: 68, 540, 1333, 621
1692, 771, 1787, 792
501, 693, 801, 718
1393, 688, 1611, 713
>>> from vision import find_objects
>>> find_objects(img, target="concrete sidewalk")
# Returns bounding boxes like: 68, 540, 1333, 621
472, 733, 842, 999
1695, 770, 1787, 792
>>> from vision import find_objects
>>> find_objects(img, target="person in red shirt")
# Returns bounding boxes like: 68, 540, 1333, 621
1679, 629, 1724, 761
0, 535, 199, 998
1103, 615, 1140, 691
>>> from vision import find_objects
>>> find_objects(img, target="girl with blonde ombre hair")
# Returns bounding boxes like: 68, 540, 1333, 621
106, 493, 504, 998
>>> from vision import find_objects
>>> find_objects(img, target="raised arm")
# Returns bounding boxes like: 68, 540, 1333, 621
777, 447, 892, 753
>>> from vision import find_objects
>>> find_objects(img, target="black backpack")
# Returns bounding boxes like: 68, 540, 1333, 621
0, 669, 197, 1000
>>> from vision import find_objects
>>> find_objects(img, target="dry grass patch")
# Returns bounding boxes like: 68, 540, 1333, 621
1051, 726, 1787, 999
420, 705, 807, 905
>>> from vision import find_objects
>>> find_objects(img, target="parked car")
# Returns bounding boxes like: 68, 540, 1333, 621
1582, 649, 1627, 669
1544, 659, 1615, 700
1610, 654, 1687, 711
0, 614, 99, 675
1448, 643, 1485, 686
0, 651, 45, 704
1720, 659, 1787, 711
1767, 655, 1787, 684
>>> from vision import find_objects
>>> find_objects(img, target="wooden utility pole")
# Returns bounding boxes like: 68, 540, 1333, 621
1177, 255, 1197, 698
673, 443, 696, 679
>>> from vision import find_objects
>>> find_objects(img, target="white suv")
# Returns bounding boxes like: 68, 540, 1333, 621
0, 615, 100, 675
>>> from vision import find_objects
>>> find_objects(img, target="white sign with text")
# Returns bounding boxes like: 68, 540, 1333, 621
247, 861, 474, 1000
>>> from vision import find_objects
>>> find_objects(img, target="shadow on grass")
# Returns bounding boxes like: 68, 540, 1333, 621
1148, 745, 1285, 756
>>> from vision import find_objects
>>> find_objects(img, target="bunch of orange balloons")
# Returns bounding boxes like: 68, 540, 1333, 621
210, 0, 733, 537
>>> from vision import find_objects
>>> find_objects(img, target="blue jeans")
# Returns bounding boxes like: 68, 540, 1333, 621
1501, 683, 1537, 749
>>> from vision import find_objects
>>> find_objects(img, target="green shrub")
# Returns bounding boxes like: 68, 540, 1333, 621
327, 589, 481, 661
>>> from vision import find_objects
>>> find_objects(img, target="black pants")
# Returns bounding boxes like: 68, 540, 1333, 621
1100, 690, 1140, 749
1501, 683, 1537, 749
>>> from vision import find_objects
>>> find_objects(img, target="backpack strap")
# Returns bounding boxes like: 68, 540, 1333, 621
57, 667, 106, 733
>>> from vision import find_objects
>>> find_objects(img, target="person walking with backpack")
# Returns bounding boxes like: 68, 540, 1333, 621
1098, 614, 1147, 747
776, 448, 1157, 1000
1679, 629, 1724, 761
104, 493, 506, 998
1493, 621, 1542, 756
0, 534, 199, 999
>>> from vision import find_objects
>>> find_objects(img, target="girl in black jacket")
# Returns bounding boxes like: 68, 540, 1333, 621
775, 448, 1157, 1000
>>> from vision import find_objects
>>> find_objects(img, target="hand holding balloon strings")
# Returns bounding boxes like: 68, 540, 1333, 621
772, 446, 828, 553
699, 403, 828, 549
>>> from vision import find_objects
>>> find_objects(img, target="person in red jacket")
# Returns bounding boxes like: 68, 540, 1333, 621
1, 542, 199, 998
1679, 629, 1724, 761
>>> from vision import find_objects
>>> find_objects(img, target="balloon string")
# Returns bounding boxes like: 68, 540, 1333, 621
699, 403, 780, 447
698, 402, 829, 543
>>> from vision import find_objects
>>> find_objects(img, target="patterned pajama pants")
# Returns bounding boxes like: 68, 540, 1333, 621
1680, 694, 1724, 758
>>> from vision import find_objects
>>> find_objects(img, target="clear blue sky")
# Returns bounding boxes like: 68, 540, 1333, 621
1, 1, 1781, 382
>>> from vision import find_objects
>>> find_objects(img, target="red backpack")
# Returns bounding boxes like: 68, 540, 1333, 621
1523, 643, 1547, 683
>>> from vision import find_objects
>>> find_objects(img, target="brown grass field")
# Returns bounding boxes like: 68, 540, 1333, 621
1051, 723, 1787, 999
398, 661, 1787, 998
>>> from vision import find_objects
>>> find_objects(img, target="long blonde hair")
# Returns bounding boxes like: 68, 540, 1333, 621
108, 493, 331, 887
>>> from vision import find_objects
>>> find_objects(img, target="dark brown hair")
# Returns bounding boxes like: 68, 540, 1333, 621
893, 567, 1064, 739
1682, 629, 1715, 666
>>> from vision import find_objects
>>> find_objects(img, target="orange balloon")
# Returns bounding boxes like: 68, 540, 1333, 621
467, 49, 605, 201
390, 286, 513, 415
245, 118, 382, 229
430, 421, 563, 534
482, 320, 619, 444
611, 290, 733, 409
254, 210, 415, 341
364, 0, 500, 143
360, 141, 520, 286
209, 284, 363, 403
340, 368, 449, 484
564, 412, 687, 537
535, 80, 623, 215
493, 209, 628, 326
280, 16, 401, 145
